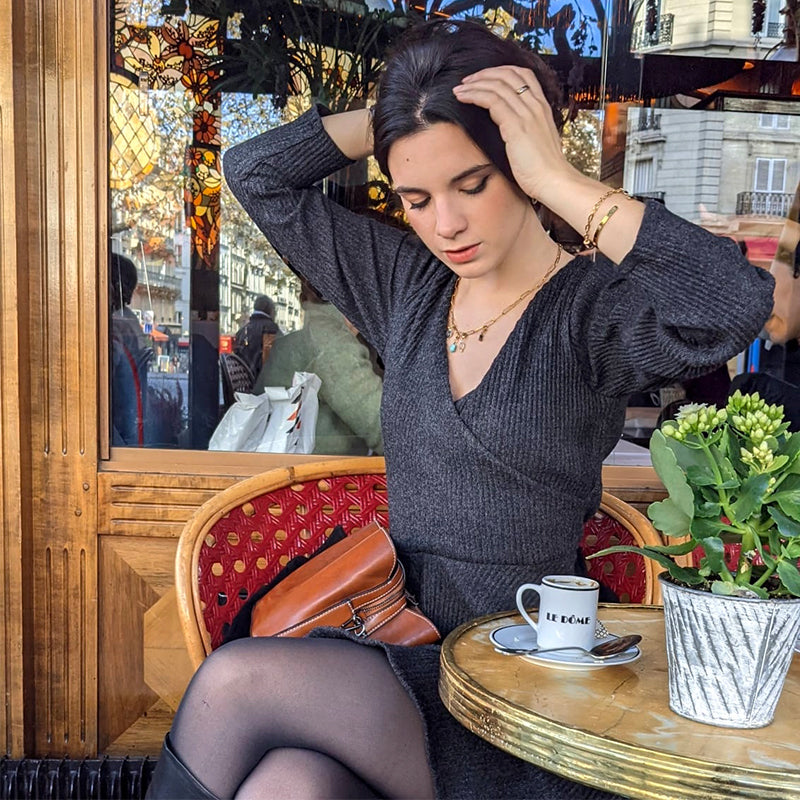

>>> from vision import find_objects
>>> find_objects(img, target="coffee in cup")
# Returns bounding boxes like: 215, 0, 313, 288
515, 575, 599, 651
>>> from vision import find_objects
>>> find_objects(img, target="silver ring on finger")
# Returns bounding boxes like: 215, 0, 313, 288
515, 84, 530, 95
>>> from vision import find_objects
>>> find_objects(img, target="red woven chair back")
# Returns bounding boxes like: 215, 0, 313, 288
581, 512, 649, 604
198, 473, 389, 650
178, 461, 661, 666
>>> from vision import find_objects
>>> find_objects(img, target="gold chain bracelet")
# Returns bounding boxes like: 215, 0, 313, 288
592, 204, 619, 248
583, 188, 628, 248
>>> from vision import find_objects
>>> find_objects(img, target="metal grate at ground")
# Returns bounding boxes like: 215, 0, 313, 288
0, 757, 156, 800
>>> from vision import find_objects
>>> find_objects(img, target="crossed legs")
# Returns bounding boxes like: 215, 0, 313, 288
167, 637, 435, 799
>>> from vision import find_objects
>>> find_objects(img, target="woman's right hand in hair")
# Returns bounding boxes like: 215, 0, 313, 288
452, 65, 573, 201
454, 64, 645, 264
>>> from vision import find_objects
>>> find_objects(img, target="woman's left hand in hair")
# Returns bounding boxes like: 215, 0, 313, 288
452, 65, 574, 202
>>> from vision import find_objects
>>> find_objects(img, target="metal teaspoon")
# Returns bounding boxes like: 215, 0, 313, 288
496, 634, 642, 660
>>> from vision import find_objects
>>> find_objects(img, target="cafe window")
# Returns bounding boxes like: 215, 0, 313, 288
107, 1, 799, 461
108, 2, 388, 456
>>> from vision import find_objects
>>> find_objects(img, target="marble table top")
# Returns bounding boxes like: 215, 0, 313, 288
439, 605, 800, 800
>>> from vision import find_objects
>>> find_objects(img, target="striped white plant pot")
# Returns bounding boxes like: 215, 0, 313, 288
660, 575, 800, 728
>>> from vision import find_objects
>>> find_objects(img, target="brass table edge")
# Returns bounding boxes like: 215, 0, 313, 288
439, 610, 800, 800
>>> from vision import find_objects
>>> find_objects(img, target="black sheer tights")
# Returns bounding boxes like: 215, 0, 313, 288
170, 637, 435, 800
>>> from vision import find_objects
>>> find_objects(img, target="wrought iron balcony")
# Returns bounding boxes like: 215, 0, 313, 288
637, 110, 661, 131
736, 191, 793, 216
635, 190, 666, 202
631, 14, 675, 50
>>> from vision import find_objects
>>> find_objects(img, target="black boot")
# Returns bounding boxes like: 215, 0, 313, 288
146, 734, 219, 800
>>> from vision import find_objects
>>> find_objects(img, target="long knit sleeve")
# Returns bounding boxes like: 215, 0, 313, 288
223, 107, 432, 354
569, 202, 775, 396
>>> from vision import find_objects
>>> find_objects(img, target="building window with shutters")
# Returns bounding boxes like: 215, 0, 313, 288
751, 158, 788, 216
754, 158, 787, 193
633, 158, 654, 194
759, 114, 790, 129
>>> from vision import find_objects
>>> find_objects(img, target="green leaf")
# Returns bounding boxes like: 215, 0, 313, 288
587, 544, 703, 584
776, 560, 800, 597
634, 540, 698, 556
767, 455, 789, 473
783, 541, 800, 559
650, 430, 695, 518
690, 516, 729, 540
699, 536, 728, 574
711, 580, 736, 596
768, 507, 800, 538
648, 497, 693, 538
730, 473, 771, 524
776, 474, 800, 493
752, 531, 776, 568
712, 450, 739, 484
724, 427, 748, 477
664, 436, 711, 473
694, 501, 722, 519
777, 495, 800, 521
769, 527, 781, 557
770, 488, 800, 515
685, 465, 717, 486
742, 583, 769, 599
663, 562, 705, 584
777, 429, 800, 465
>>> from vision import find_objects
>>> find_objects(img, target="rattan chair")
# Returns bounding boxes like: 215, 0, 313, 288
219, 351, 256, 409
581, 492, 664, 606
176, 458, 663, 669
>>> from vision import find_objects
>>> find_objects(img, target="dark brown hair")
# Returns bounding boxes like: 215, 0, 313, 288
373, 20, 564, 188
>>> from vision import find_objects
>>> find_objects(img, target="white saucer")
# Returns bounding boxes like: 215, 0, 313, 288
489, 623, 641, 671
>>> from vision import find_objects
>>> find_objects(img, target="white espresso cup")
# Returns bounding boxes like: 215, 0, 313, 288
515, 575, 599, 651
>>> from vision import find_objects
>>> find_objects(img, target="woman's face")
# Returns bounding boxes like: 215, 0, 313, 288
387, 122, 535, 280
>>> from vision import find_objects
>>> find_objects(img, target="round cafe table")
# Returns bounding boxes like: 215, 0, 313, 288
438, 605, 800, 800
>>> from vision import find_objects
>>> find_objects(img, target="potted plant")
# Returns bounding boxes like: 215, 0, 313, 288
593, 391, 800, 728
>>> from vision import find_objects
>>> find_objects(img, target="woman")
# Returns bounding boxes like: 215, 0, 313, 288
147, 20, 774, 800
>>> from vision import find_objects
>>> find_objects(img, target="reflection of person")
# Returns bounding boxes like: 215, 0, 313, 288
148, 21, 774, 800
233, 294, 281, 376
110, 252, 149, 446
254, 281, 383, 455
110, 252, 144, 351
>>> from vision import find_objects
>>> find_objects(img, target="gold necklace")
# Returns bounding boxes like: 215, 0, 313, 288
447, 244, 563, 354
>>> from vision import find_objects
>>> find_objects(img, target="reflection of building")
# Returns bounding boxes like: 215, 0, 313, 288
632, 0, 785, 59
624, 106, 797, 265
219, 234, 302, 334
115, 218, 190, 333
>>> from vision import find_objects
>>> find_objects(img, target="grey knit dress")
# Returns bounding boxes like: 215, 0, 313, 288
223, 108, 775, 799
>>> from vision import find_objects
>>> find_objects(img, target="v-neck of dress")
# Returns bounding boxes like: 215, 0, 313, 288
444, 255, 581, 410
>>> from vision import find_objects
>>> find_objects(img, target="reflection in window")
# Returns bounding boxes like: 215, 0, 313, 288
109, 7, 302, 450
106, 2, 798, 456
108, 3, 386, 454
633, 158, 654, 195
755, 157, 787, 193
619, 103, 797, 445
759, 113, 790, 129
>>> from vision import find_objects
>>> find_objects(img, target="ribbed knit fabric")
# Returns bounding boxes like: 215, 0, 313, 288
224, 108, 774, 800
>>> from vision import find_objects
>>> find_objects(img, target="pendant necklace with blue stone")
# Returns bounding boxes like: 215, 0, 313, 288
447, 243, 563, 354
